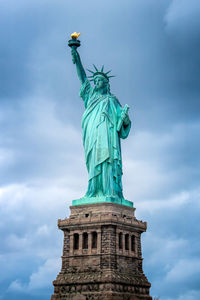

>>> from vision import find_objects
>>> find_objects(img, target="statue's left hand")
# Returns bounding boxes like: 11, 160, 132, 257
121, 111, 130, 126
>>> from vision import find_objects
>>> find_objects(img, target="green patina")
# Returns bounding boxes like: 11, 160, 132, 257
72, 197, 133, 207
69, 38, 133, 208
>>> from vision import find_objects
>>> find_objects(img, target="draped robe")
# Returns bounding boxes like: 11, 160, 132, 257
80, 79, 131, 200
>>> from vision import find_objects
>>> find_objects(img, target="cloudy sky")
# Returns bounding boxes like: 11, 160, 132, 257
0, 0, 200, 299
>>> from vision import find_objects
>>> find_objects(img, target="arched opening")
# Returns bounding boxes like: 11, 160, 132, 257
119, 232, 123, 249
125, 234, 129, 250
82, 232, 88, 249
131, 235, 136, 252
92, 231, 97, 249
73, 233, 79, 250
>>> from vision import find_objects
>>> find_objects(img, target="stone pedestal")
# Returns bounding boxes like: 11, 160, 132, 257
51, 203, 152, 300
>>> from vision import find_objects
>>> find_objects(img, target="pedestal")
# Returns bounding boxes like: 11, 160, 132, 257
51, 203, 152, 300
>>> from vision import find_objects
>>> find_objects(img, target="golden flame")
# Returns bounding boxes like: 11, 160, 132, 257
71, 32, 81, 39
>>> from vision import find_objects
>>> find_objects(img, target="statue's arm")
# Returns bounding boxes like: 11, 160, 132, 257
71, 48, 87, 84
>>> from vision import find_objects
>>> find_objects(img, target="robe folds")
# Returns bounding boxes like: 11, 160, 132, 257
80, 79, 131, 199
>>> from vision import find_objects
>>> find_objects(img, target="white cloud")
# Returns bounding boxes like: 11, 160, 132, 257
9, 280, 24, 292
123, 122, 199, 202
137, 191, 189, 213
0, 95, 85, 185
177, 290, 200, 300
9, 258, 60, 292
166, 259, 200, 283
164, 290, 200, 300
36, 225, 50, 237
144, 233, 188, 267
28, 258, 60, 290
5, 234, 31, 252
0, 182, 67, 295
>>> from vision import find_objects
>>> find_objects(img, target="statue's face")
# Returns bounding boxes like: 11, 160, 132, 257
94, 75, 106, 89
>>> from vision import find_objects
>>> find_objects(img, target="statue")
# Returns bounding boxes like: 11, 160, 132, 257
68, 33, 132, 207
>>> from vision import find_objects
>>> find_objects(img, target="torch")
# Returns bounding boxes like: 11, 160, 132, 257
68, 32, 81, 50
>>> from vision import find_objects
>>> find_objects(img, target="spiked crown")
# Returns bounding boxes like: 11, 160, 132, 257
87, 65, 115, 82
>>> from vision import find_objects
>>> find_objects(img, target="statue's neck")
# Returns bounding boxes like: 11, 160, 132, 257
95, 87, 107, 95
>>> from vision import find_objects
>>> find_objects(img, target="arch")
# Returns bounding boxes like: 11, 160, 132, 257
131, 235, 136, 252
125, 234, 129, 250
73, 233, 79, 250
82, 232, 88, 249
119, 232, 123, 249
92, 231, 97, 249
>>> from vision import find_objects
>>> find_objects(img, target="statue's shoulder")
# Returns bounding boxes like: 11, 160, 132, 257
108, 94, 121, 107
80, 79, 93, 98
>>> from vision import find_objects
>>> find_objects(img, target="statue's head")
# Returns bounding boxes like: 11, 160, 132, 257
87, 65, 114, 94
94, 74, 107, 88
94, 75, 110, 94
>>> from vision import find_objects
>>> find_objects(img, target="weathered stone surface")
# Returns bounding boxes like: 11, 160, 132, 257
51, 203, 152, 300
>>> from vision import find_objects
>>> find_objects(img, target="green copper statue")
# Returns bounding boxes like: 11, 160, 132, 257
68, 33, 132, 207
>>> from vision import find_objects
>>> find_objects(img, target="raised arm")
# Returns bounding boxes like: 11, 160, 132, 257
71, 48, 87, 85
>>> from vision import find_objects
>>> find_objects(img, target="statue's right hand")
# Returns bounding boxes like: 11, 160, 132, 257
71, 48, 78, 64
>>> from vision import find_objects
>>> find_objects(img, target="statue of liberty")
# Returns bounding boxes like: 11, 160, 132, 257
69, 33, 132, 207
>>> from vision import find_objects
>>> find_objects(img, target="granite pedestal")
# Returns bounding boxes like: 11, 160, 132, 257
51, 203, 152, 300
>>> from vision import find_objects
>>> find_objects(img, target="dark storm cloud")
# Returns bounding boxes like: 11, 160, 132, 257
0, 0, 200, 300
0, 2, 45, 98
118, 0, 200, 130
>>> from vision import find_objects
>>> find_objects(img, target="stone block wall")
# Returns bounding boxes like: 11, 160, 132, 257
51, 203, 152, 300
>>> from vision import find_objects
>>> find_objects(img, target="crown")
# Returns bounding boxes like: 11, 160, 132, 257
87, 65, 115, 82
